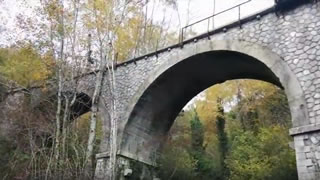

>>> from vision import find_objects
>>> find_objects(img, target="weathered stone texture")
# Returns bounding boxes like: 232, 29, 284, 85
295, 133, 320, 180
94, 153, 156, 180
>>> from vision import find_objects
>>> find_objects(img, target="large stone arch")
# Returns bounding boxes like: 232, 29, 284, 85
118, 40, 307, 165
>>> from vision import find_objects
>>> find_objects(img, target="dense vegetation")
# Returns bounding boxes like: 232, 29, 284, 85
0, 45, 101, 178
158, 80, 298, 180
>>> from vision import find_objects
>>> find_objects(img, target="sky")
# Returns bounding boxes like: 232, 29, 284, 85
0, 0, 39, 46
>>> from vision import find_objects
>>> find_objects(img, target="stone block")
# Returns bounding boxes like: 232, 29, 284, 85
304, 135, 310, 140
311, 136, 319, 144
310, 112, 316, 117
295, 139, 306, 148
306, 152, 314, 159
315, 152, 320, 160
313, 105, 320, 111
304, 140, 312, 147
304, 159, 314, 167
297, 152, 307, 160
307, 165, 316, 172
124, 168, 133, 177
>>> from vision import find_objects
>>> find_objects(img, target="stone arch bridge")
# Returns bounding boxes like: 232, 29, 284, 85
2, 1, 320, 180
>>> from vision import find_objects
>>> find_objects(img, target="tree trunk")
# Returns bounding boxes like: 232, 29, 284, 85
62, 95, 69, 159
86, 57, 105, 178
54, 0, 65, 173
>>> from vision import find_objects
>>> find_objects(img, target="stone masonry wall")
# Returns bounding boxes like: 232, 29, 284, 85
294, 132, 320, 179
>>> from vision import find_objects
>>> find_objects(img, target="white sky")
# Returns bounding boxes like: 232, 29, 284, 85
0, 0, 38, 46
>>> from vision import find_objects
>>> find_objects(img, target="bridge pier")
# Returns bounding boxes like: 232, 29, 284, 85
291, 125, 320, 180
94, 152, 158, 180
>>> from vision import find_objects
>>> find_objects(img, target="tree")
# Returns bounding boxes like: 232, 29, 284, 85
190, 110, 205, 154
157, 109, 196, 180
0, 46, 53, 87
189, 110, 218, 179
216, 98, 229, 179
158, 145, 197, 180
226, 126, 297, 180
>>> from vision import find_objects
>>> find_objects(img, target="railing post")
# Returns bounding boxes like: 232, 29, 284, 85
180, 28, 184, 48
207, 18, 210, 34
207, 19, 211, 39
238, 5, 242, 29
155, 39, 159, 57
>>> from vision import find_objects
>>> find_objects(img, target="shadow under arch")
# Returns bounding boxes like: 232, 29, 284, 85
119, 40, 308, 165
69, 92, 92, 120
49, 91, 92, 121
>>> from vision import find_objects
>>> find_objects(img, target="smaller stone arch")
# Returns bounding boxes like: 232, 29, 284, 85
69, 92, 92, 120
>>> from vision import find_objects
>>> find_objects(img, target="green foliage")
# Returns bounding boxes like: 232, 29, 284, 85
0, 46, 54, 87
158, 110, 222, 180
216, 99, 229, 179
190, 110, 205, 153
216, 99, 228, 157
113, 10, 177, 62
0, 76, 7, 102
72, 112, 103, 155
158, 111, 196, 179
189, 110, 222, 180
158, 146, 197, 180
0, 135, 31, 179
226, 125, 297, 180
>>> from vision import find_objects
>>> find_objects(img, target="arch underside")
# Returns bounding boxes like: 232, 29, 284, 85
120, 41, 307, 165
49, 92, 92, 121
69, 92, 92, 120
127, 51, 282, 135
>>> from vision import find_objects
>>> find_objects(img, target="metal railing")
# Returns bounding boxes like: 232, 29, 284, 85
179, 0, 251, 43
